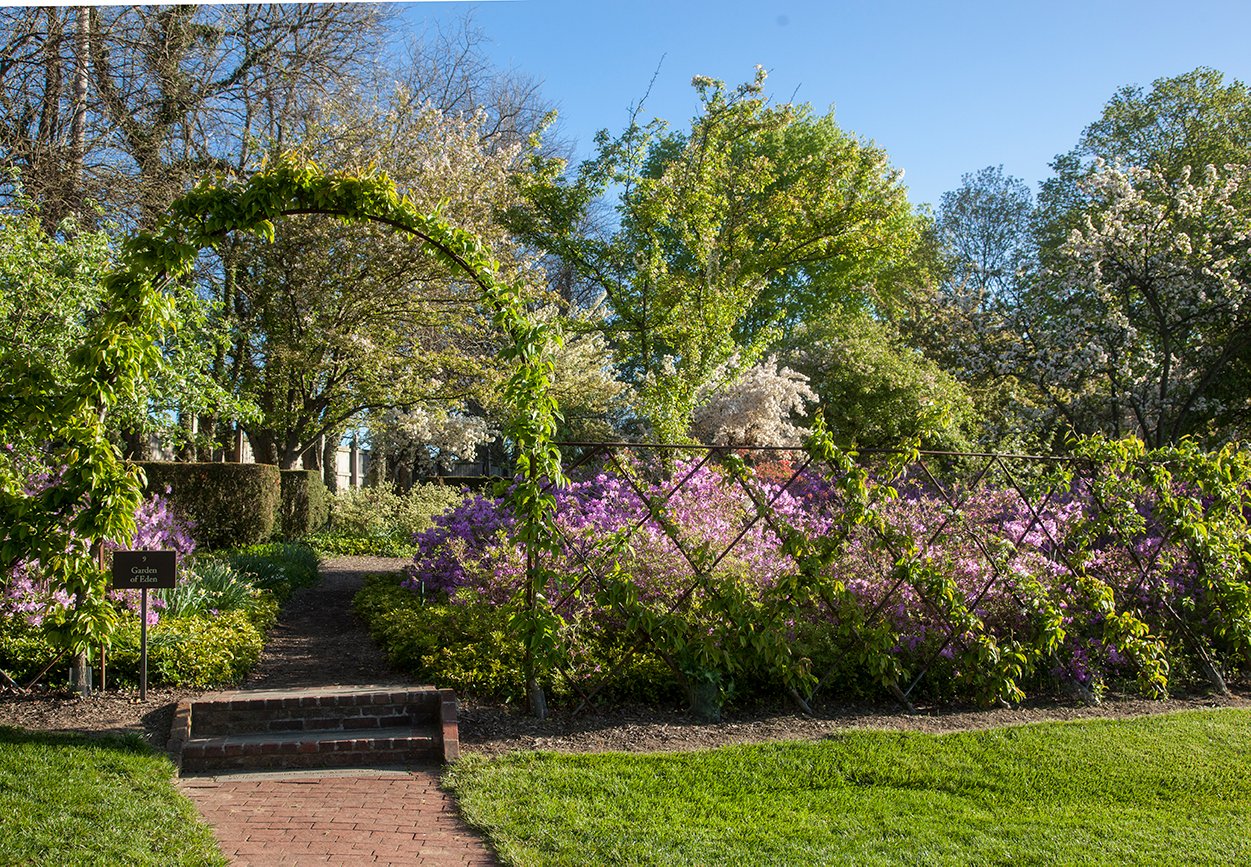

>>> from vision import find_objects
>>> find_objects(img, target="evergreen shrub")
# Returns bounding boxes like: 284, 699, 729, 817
135, 461, 281, 550
279, 469, 329, 540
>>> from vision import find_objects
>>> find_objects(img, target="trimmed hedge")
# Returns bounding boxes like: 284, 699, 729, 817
279, 469, 329, 540
135, 462, 280, 550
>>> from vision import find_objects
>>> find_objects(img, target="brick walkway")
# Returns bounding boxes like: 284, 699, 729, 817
180, 767, 498, 866
179, 558, 499, 865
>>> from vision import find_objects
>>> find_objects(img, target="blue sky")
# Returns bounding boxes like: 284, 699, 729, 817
400, 0, 1251, 210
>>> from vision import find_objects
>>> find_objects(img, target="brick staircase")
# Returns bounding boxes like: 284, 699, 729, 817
169, 685, 459, 774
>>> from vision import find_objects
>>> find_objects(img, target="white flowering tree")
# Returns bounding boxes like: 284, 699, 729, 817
691, 356, 816, 447
1023, 160, 1251, 444
370, 406, 495, 478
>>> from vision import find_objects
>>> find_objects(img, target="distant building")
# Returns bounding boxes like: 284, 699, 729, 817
149, 431, 370, 491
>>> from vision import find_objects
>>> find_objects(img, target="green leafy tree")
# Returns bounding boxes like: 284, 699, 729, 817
0, 195, 109, 385
783, 309, 976, 450
512, 68, 929, 441
1, 201, 176, 686
210, 90, 545, 469
907, 166, 1051, 452
0, 4, 389, 459
937, 165, 1035, 302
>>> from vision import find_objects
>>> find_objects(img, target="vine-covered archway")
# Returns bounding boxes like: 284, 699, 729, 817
5, 156, 563, 709
134, 155, 564, 495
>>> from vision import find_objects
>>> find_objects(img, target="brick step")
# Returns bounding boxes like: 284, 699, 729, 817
187, 687, 444, 738
169, 685, 460, 774
180, 727, 440, 773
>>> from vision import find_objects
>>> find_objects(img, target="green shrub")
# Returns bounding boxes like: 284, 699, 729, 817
306, 530, 415, 558
109, 610, 264, 688
311, 483, 464, 557
135, 461, 281, 550
0, 618, 62, 686
352, 573, 689, 706
279, 469, 329, 540
331, 483, 463, 536
226, 542, 319, 601
353, 574, 526, 701
1, 555, 278, 688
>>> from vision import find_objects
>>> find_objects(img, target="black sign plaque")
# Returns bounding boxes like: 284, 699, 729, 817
111, 550, 177, 590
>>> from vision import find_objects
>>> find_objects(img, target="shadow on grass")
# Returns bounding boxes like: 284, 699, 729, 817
0, 722, 150, 751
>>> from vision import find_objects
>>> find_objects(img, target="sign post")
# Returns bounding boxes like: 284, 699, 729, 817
111, 550, 177, 700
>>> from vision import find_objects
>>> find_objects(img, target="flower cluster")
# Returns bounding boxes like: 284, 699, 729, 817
3, 491, 196, 628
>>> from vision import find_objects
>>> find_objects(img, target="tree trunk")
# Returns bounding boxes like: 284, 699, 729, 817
121, 428, 151, 460
70, 8, 89, 215
366, 451, 386, 487
249, 430, 279, 466
70, 652, 91, 696
225, 422, 244, 462
177, 411, 196, 461
322, 435, 339, 493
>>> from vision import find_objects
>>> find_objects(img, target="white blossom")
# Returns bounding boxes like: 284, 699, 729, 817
691, 355, 816, 446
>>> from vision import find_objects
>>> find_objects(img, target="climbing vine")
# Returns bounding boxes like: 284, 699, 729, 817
3, 156, 566, 687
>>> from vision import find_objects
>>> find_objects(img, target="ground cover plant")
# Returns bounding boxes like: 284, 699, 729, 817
225, 541, 320, 602
0, 726, 226, 866
375, 434, 1251, 719
446, 708, 1251, 866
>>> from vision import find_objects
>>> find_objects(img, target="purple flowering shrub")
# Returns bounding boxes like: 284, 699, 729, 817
404, 494, 519, 601
2, 491, 195, 629
105, 492, 198, 626
2, 454, 288, 690
401, 445, 1251, 709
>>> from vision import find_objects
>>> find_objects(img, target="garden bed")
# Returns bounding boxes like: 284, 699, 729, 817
3, 679, 1246, 758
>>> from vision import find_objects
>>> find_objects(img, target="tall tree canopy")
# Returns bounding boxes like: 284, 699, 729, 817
210, 78, 549, 469
512, 68, 929, 441
0, 4, 386, 230
1038, 67, 1251, 259
1026, 161, 1251, 444
922, 68, 1251, 450
1025, 68, 1251, 445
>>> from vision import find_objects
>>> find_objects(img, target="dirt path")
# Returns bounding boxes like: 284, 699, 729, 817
241, 555, 412, 690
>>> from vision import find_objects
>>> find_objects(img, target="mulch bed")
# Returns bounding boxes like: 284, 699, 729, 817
3, 555, 1248, 755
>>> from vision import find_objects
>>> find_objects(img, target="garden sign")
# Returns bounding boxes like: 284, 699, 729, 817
111, 550, 176, 699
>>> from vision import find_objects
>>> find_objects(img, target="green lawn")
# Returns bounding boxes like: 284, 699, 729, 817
0, 727, 225, 867
446, 709, 1251, 866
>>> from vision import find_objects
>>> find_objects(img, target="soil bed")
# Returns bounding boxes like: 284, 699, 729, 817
458, 689, 1251, 756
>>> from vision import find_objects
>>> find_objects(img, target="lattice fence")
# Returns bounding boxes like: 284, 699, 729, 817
511, 441, 1243, 718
